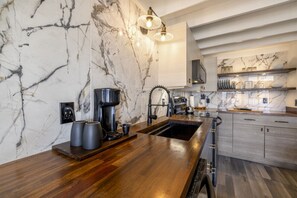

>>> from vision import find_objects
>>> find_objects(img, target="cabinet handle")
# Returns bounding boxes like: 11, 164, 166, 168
207, 163, 216, 174
261, 128, 263, 132
188, 78, 191, 83
209, 144, 216, 149
275, 121, 289, 123
267, 128, 269, 132
244, 118, 256, 121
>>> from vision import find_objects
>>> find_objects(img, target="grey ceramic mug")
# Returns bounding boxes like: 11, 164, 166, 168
70, 121, 86, 147
82, 122, 103, 150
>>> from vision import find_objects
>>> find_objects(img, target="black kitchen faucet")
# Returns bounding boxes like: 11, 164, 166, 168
147, 85, 172, 125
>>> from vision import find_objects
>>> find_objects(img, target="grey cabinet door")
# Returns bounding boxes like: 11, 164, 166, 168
233, 123, 264, 159
217, 113, 233, 154
265, 126, 297, 165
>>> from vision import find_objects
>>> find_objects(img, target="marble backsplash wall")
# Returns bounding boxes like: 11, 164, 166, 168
176, 51, 291, 112
217, 51, 288, 72
216, 51, 289, 111
173, 91, 287, 112
90, 0, 160, 124
0, 0, 159, 164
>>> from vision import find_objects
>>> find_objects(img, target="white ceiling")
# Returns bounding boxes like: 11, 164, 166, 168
137, 0, 297, 55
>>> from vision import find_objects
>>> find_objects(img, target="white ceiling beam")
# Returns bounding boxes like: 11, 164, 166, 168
137, 0, 208, 17
192, 1, 297, 40
163, 0, 292, 27
200, 32, 297, 55
198, 19, 297, 49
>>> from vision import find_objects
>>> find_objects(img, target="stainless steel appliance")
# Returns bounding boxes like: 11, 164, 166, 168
187, 159, 215, 198
187, 111, 221, 197
196, 110, 222, 187
94, 88, 122, 140
192, 59, 206, 84
173, 96, 187, 115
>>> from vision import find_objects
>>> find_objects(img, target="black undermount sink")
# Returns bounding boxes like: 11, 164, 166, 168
146, 122, 201, 141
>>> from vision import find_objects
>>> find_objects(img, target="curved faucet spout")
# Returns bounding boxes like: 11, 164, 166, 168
147, 85, 172, 125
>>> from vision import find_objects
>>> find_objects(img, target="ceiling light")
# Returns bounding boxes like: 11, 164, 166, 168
153, 25, 173, 42
137, 7, 162, 30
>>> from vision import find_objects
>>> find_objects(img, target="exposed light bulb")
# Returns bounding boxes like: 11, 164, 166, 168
146, 19, 153, 28
118, 30, 123, 36
160, 34, 166, 41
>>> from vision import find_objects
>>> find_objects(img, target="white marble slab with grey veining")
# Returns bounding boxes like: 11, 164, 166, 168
0, 0, 161, 164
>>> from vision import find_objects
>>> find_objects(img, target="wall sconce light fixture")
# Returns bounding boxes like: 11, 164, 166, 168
137, 7, 173, 42
153, 24, 173, 42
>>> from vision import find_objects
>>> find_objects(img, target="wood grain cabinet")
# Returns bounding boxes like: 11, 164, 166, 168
217, 113, 233, 155
233, 123, 264, 159
265, 126, 297, 165
218, 112, 297, 168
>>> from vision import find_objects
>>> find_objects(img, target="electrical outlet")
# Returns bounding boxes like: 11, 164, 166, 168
60, 102, 75, 124
263, 98, 268, 104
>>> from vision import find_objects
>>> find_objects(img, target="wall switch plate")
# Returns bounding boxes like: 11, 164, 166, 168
263, 98, 268, 104
60, 102, 75, 124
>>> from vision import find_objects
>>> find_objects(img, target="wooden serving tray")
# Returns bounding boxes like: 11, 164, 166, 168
52, 133, 137, 161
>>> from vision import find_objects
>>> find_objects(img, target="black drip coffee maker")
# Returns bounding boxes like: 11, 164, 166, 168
94, 88, 122, 140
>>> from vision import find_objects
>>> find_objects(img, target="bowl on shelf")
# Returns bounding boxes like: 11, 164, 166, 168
271, 64, 283, 69
270, 82, 283, 88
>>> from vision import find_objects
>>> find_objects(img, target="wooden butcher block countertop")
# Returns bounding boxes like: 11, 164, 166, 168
0, 115, 212, 198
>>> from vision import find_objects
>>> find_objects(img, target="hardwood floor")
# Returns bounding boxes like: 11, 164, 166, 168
215, 155, 297, 198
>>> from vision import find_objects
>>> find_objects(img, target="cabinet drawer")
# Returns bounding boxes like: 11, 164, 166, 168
262, 116, 297, 129
233, 114, 297, 128
233, 114, 263, 125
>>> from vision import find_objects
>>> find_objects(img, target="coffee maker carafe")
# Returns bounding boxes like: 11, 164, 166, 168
94, 88, 122, 140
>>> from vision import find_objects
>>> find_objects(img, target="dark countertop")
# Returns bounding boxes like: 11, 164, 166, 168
0, 115, 212, 198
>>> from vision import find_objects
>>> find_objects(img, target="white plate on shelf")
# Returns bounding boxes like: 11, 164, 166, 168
271, 64, 283, 69
271, 82, 283, 88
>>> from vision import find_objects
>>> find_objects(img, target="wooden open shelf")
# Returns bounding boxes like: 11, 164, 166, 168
218, 67, 296, 77
217, 87, 296, 92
